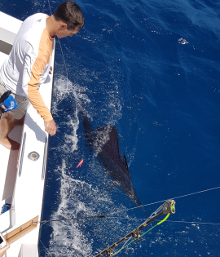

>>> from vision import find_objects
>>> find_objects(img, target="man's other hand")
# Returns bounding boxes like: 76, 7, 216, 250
0, 242, 10, 257
44, 119, 56, 136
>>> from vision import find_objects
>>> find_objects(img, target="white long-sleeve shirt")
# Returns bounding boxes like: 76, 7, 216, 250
1, 13, 54, 121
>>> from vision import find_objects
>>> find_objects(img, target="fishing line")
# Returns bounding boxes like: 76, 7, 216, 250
94, 201, 175, 257
38, 215, 220, 227
37, 186, 220, 225
111, 216, 220, 256
95, 215, 220, 227
39, 239, 52, 257
47, 0, 52, 15
112, 214, 170, 256
171, 186, 220, 201
111, 237, 132, 256
102, 215, 220, 226
108, 186, 220, 217
94, 210, 173, 257
166, 220, 220, 226
37, 214, 107, 225
47, 0, 69, 97
95, 216, 220, 256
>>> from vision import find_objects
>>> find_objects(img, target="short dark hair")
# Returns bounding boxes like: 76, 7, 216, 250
54, 1, 84, 30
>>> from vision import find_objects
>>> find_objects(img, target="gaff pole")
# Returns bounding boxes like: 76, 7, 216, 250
94, 199, 176, 257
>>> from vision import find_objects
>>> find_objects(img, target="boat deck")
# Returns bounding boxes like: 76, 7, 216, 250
0, 50, 20, 218
0, 11, 55, 257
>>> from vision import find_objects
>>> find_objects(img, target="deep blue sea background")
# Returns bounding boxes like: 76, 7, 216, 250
1, 0, 220, 256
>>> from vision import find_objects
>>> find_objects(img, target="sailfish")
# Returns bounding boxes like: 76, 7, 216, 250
80, 113, 148, 215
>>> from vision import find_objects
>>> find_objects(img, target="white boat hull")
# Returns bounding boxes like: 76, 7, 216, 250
0, 11, 55, 257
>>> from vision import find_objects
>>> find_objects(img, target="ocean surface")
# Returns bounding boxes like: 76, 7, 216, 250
1, 0, 220, 256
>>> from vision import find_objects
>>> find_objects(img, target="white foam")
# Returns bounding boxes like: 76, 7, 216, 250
48, 160, 94, 256
46, 156, 138, 256
45, 73, 134, 256
178, 38, 189, 45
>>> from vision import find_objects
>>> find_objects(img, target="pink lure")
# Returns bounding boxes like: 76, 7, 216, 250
76, 159, 83, 168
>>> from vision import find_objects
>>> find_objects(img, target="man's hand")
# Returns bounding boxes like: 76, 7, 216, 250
0, 242, 10, 257
44, 119, 56, 136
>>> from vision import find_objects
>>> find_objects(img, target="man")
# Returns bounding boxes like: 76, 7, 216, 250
0, 1, 84, 150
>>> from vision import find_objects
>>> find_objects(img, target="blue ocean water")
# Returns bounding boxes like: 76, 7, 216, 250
1, 0, 220, 256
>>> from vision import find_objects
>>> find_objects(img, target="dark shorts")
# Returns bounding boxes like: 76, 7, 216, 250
0, 80, 30, 120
